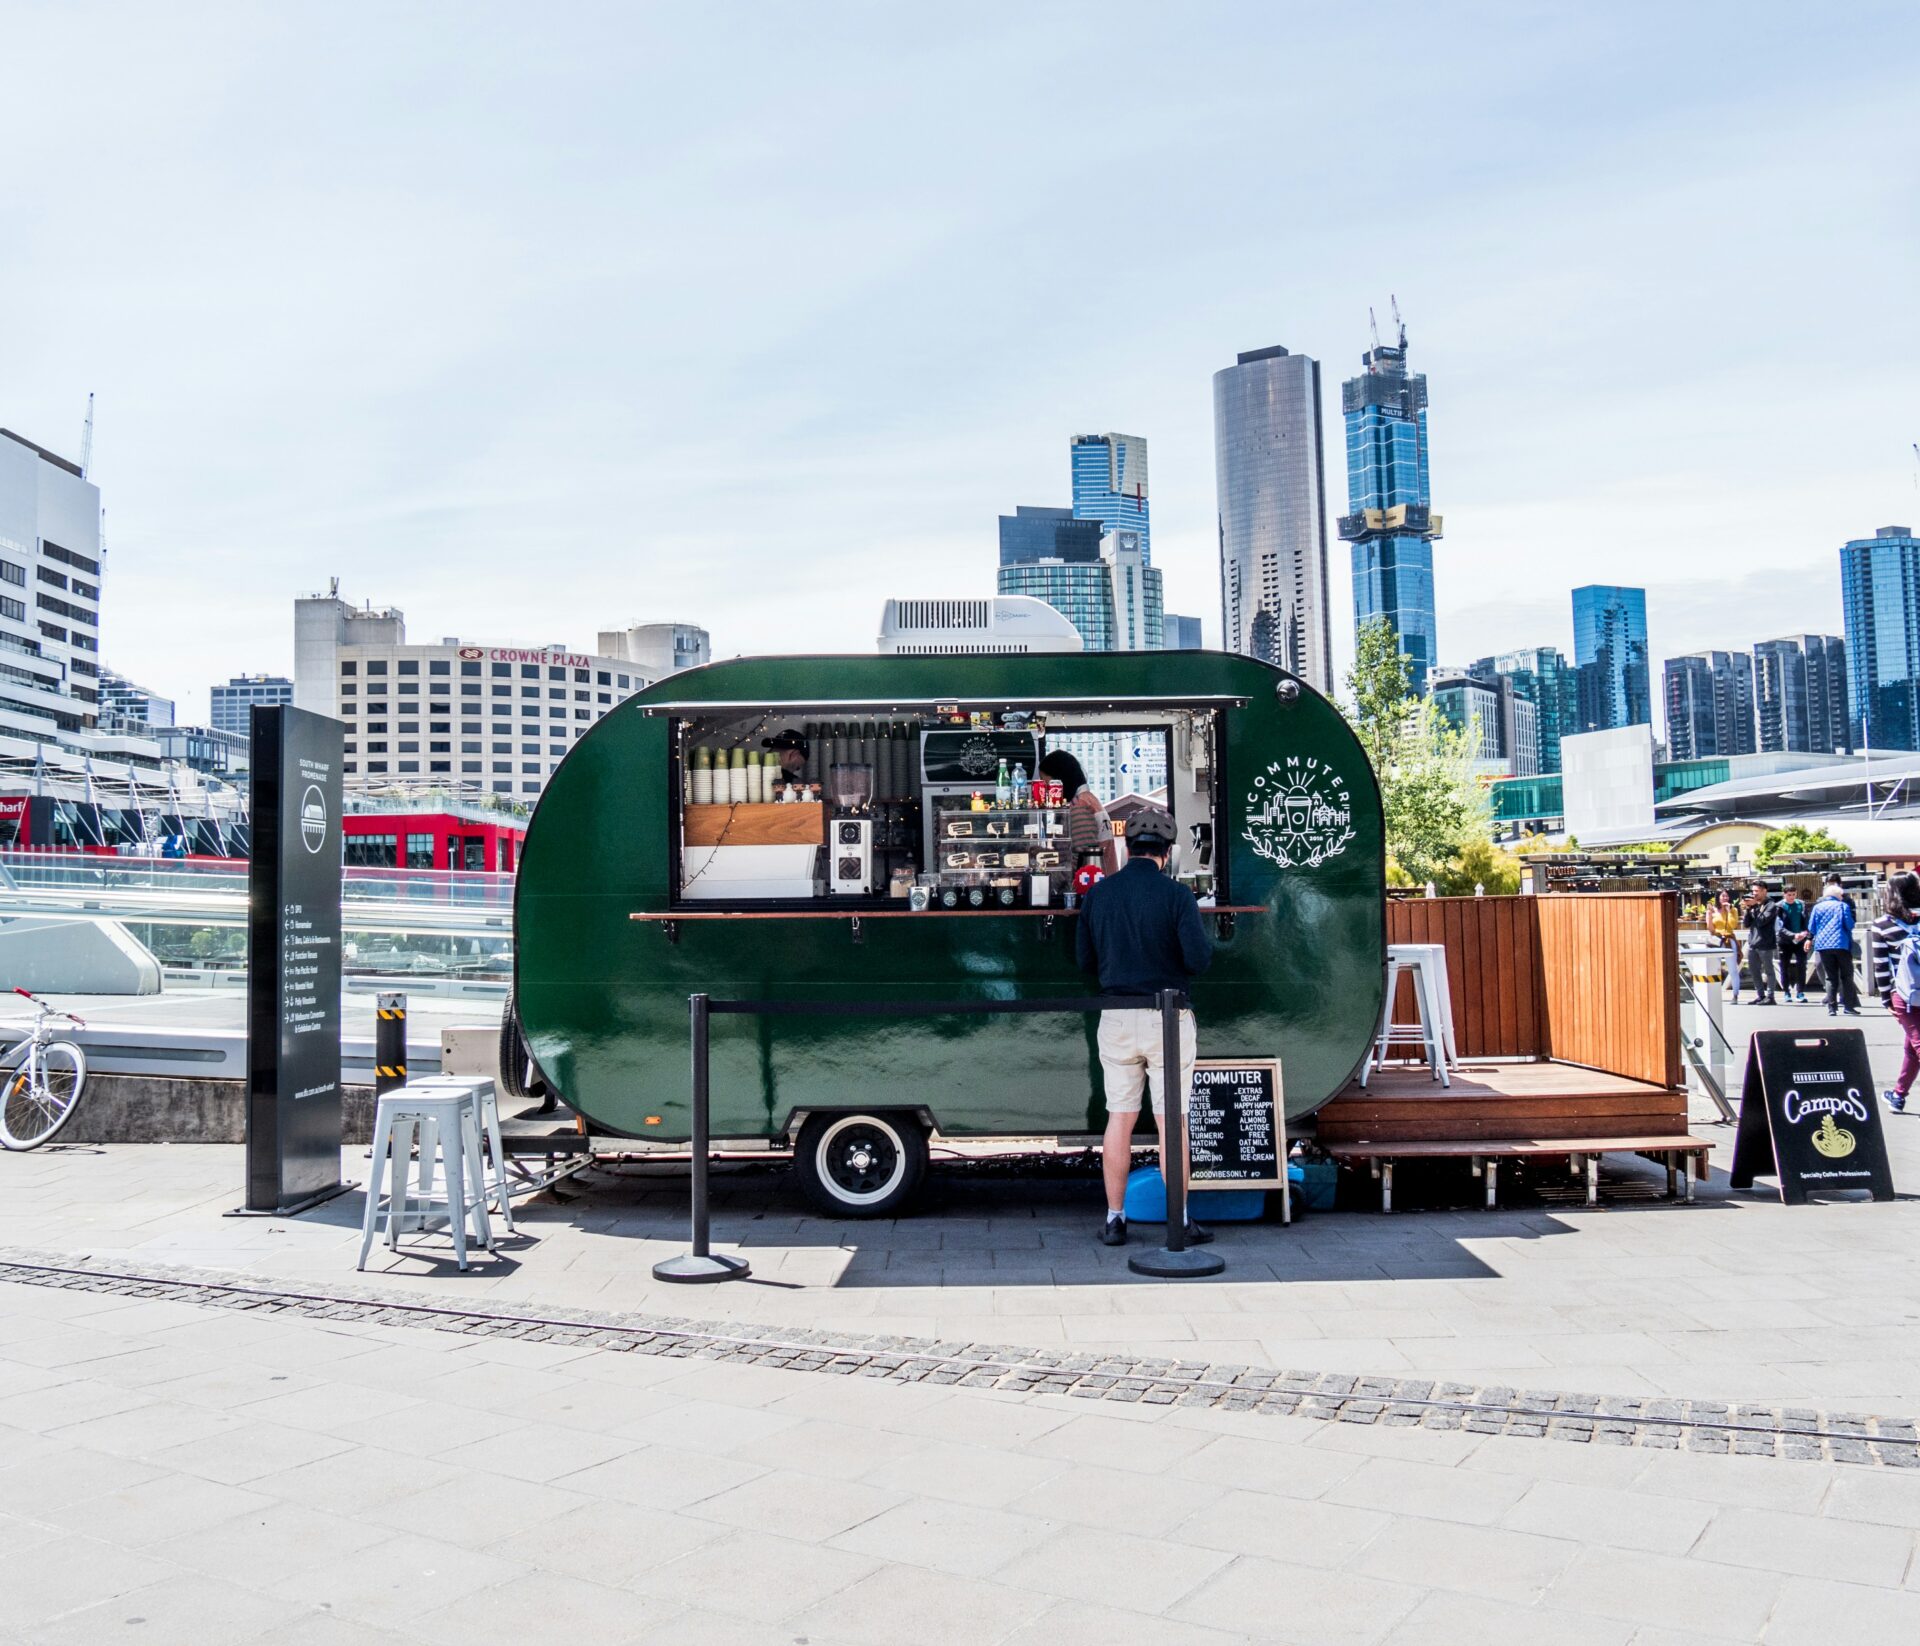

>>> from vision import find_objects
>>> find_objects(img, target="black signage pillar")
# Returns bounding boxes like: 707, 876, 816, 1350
243, 705, 347, 1214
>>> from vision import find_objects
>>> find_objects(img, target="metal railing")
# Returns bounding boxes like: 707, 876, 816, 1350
0, 848, 514, 977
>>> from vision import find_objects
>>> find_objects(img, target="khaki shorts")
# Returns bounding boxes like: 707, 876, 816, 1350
1097, 1007, 1197, 1118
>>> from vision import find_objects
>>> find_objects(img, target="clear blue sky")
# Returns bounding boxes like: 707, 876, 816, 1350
4, 2, 1916, 723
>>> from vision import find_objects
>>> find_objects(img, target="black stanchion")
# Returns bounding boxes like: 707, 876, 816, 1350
374, 993, 407, 1095
1129, 988, 1225, 1278
654, 993, 751, 1284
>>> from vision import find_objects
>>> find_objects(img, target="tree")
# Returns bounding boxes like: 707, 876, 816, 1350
1343, 617, 1495, 889
1756, 823, 1849, 869
1347, 615, 1414, 774
1437, 835, 1523, 896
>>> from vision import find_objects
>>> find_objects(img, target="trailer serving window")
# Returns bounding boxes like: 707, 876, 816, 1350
660, 696, 1229, 913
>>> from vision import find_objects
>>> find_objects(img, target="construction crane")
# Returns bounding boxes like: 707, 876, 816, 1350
1390, 294, 1407, 348
1368, 306, 1381, 353
80, 392, 94, 479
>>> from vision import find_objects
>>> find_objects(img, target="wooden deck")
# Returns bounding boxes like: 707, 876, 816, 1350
1316, 1059, 1709, 1210
1318, 1060, 1687, 1146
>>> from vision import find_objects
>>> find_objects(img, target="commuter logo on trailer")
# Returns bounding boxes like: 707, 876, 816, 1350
1242, 756, 1355, 868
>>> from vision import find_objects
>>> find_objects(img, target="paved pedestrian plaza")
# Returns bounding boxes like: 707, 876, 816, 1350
2, 1000, 1919, 1642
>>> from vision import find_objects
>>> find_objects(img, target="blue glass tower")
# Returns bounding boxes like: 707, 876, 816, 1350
1071, 434, 1150, 564
1571, 585, 1651, 733
1841, 525, 1920, 750
1340, 319, 1441, 693
1478, 646, 1575, 775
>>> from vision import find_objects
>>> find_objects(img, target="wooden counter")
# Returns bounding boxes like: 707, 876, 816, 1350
682, 802, 824, 847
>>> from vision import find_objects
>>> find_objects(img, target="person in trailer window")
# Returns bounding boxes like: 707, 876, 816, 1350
1038, 749, 1118, 877
761, 729, 809, 785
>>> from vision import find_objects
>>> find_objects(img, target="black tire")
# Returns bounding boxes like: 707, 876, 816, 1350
498, 987, 552, 1106
0, 1041, 86, 1150
793, 1111, 928, 1219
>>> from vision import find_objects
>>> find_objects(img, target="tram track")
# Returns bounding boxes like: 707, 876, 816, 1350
1, 1246, 1915, 1469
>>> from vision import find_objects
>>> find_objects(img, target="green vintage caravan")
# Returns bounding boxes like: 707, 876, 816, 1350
513, 651, 1385, 1215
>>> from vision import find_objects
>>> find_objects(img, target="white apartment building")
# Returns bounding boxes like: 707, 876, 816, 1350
0, 428, 179, 790
295, 591, 668, 801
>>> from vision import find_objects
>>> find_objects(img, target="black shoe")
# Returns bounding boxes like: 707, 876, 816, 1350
1844, 1008, 1861, 1016
1100, 1214, 1128, 1247
1183, 1218, 1215, 1245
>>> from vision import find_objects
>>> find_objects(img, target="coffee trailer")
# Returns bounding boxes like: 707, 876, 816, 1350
513, 651, 1386, 1215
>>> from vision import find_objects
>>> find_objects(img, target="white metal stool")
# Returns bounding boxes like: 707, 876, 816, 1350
357, 1086, 494, 1270
1358, 943, 1458, 1088
402, 1076, 517, 1233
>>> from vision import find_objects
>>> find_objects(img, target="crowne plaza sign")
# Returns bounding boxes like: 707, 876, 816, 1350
456, 645, 593, 668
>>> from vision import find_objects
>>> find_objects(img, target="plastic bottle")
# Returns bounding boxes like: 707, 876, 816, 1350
1010, 762, 1028, 809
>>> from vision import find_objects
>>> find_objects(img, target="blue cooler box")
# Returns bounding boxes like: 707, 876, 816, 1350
1123, 1166, 1267, 1223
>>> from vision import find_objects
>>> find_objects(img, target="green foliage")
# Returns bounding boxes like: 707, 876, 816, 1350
1347, 615, 1414, 775
1437, 835, 1523, 896
1756, 824, 1849, 869
1343, 617, 1495, 890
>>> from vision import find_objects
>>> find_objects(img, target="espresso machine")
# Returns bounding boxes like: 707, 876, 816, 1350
827, 762, 874, 895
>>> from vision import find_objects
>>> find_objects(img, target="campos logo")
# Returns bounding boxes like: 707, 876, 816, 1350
1242, 756, 1355, 869
300, 784, 327, 854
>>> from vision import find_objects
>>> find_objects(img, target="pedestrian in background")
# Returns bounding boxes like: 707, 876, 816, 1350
1777, 884, 1811, 1002
1808, 875, 1861, 1016
1709, 889, 1742, 1001
1873, 871, 1920, 1112
1743, 886, 1780, 1005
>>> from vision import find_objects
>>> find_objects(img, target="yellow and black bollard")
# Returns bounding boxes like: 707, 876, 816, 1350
375, 993, 407, 1094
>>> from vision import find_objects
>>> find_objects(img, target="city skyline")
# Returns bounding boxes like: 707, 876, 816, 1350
3, 5, 1915, 726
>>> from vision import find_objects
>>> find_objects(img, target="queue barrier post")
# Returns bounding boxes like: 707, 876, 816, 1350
652, 992, 752, 1284
1127, 988, 1225, 1279
374, 993, 406, 1095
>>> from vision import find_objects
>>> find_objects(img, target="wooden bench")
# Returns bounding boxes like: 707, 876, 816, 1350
1316, 1061, 1713, 1211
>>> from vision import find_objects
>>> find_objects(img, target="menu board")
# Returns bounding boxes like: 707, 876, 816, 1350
1728, 1029, 1895, 1205
244, 706, 345, 1214
1187, 1058, 1287, 1193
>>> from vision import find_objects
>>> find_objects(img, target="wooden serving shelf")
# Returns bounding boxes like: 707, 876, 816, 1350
682, 802, 824, 848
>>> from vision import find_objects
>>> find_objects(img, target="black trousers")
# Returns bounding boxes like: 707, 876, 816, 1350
1819, 949, 1860, 1012
1780, 945, 1807, 996
1747, 945, 1777, 1001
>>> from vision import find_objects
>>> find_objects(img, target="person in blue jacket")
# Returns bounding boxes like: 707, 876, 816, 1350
1807, 875, 1860, 1016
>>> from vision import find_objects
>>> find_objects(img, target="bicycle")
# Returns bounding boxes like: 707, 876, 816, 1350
0, 988, 88, 1150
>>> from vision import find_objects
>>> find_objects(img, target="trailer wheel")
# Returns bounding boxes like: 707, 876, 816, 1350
794, 1112, 927, 1219
498, 987, 553, 1109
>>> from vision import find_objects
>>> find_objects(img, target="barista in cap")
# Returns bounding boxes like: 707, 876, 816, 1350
761, 729, 809, 784
1075, 803, 1214, 1247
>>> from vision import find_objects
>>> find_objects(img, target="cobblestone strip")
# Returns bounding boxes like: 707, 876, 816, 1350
2, 1246, 1914, 1469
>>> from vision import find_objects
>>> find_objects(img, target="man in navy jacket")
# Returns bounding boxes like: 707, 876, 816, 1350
1076, 804, 1213, 1246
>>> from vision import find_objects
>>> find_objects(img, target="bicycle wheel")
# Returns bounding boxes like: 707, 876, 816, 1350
0, 1041, 86, 1150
